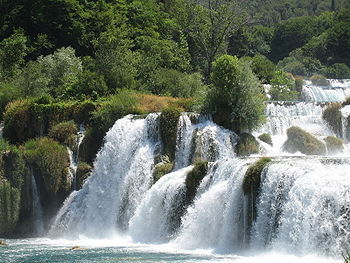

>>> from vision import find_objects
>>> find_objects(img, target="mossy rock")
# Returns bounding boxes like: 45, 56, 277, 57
153, 161, 174, 183
0, 178, 21, 235
243, 157, 271, 195
78, 127, 104, 165
310, 74, 330, 86
235, 133, 260, 156
160, 107, 181, 160
48, 121, 78, 150
283, 126, 326, 155
185, 160, 208, 204
24, 138, 70, 196
76, 162, 92, 189
258, 133, 272, 146
324, 136, 344, 154
322, 103, 342, 137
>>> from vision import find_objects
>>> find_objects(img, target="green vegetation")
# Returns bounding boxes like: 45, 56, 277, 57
283, 126, 326, 155
270, 70, 299, 101
243, 157, 271, 195
205, 55, 266, 132
310, 74, 329, 86
322, 103, 343, 137
153, 161, 174, 183
185, 160, 208, 204
24, 138, 70, 196
258, 133, 273, 146
324, 136, 344, 154
235, 133, 260, 156
160, 107, 182, 160
48, 121, 77, 149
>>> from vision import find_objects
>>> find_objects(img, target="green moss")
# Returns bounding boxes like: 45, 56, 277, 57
283, 126, 326, 155
76, 162, 92, 190
24, 138, 70, 196
185, 160, 208, 204
0, 177, 21, 235
48, 121, 78, 149
324, 136, 344, 154
243, 157, 271, 195
160, 107, 182, 160
235, 133, 260, 156
322, 103, 342, 137
153, 161, 174, 183
258, 133, 273, 146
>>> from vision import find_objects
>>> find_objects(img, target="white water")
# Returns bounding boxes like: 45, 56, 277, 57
45, 111, 350, 261
174, 113, 237, 169
50, 114, 161, 237
31, 176, 44, 235
302, 79, 350, 102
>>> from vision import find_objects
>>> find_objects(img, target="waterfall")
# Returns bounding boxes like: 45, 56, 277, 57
50, 114, 161, 237
251, 158, 350, 256
301, 79, 350, 102
31, 176, 44, 235
129, 166, 193, 243
173, 159, 251, 253
174, 113, 237, 170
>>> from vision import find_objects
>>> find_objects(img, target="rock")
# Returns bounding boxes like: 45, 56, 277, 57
235, 133, 260, 156
283, 126, 326, 155
243, 157, 271, 195
258, 133, 273, 146
70, 246, 85, 250
0, 240, 7, 246
324, 136, 344, 154
185, 160, 208, 204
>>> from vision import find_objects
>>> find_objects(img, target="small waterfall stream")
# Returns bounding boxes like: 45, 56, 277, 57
31, 176, 44, 235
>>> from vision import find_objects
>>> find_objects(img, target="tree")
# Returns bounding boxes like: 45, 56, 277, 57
205, 55, 265, 133
177, 0, 248, 80
269, 70, 299, 101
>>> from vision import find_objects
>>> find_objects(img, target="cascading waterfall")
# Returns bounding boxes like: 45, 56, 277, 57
256, 102, 334, 154
31, 176, 44, 235
251, 158, 350, 256
129, 166, 193, 243
50, 114, 161, 237
174, 113, 237, 170
173, 159, 251, 253
301, 79, 350, 102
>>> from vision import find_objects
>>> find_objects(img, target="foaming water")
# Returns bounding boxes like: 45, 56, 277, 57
49, 114, 161, 237
302, 79, 350, 102
174, 113, 237, 169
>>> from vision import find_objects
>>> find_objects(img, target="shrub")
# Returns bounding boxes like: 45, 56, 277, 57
24, 138, 70, 195
294, 76, 304, 93
76, 162, 92, 190
324, 136, 344, 154
310, 74, 329, 86
250, 55, 276, 84
322, 103, 342, 137
0, 178, 21, 235
270, 70, 299, 101
243, 157, 271, 195
185, 160, 208, 204
258, 133, 273, 146
206, 55, 266, 132
283, 126, 326, 155
160, 107, 182, 160
235, 133, 260, 156
322, 63, 350, 79
153, 161, 174, 183
48, 121, 77, 149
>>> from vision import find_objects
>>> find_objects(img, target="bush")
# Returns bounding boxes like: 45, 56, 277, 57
310, 74, 329, 86
160, 107, 182, 160
324, 136, 344, 154
294, 76, 304, 93
283, 126, 326, 155
270, 70, 299, 101
185, 160, 208, 204
0, 178, 21, 235
24, 138, 70, 196
243, 157, 271, 195
322, 63, 350, 79
235, 133, 260, 156
322, 103, 343, 137
250, 55, 276, 84
76, 162, 92, 190
48, 121, 77, 149
206, 55, 266, 132
258, 133, 273, 146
